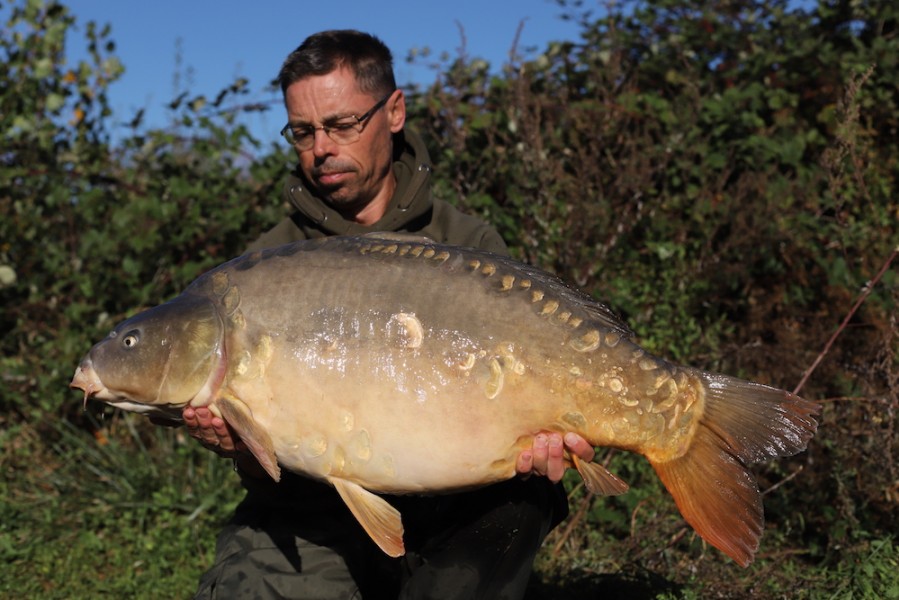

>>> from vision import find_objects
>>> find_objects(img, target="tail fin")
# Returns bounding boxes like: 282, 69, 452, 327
651, 371, 819, 567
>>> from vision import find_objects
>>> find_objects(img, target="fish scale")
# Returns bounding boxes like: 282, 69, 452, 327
71, 233, 819, 566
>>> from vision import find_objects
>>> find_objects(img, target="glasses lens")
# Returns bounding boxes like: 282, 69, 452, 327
282, 126, 311, 149
293, 131, 314, 150
328, 126, 360, 145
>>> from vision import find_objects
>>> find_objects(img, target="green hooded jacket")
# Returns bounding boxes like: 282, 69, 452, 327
249, 128, 507, 255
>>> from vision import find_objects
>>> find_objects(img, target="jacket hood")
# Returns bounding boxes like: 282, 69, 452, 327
282, 128, 434, 236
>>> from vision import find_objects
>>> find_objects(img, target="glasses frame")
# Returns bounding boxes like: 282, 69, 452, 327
280, 92, 394, 150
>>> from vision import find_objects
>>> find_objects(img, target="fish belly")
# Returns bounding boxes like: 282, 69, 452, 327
224, 326, 565, 493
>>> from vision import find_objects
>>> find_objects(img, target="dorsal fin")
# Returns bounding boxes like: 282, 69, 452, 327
362, 231, 434, 244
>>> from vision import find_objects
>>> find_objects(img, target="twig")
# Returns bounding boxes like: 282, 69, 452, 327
508, 19, 526, 67
816, 395, 889, 403
762, 465, 803, 496
552, 487, 593, 557
630, 498, 649, 540
793, 246, 898, 396
664, 526, 691, 556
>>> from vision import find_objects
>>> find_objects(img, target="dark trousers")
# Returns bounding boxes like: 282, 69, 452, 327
195, 476, 567, 600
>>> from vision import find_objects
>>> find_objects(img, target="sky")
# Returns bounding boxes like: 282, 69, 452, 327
60, 0, 590, 152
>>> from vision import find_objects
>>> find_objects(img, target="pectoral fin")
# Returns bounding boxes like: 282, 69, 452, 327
572, 454, 629, 496
216, 395, 281, 482
329, 477, 405, 557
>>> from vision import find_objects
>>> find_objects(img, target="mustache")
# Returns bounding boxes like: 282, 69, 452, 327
312, 160, 357, 178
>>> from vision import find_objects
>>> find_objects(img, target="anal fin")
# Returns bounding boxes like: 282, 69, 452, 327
329, 477, 405, 557
573, 454, 629, 495
216, 395, 281, 482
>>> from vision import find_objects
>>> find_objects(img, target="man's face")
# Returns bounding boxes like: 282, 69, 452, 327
283, 68, 405, 222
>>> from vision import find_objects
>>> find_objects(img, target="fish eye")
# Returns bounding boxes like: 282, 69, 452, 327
122, 330, 140, 348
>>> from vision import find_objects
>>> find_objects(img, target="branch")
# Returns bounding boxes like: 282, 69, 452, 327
792, 246, 898, 396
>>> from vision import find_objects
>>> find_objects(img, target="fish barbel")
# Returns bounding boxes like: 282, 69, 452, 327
71, 234, 819, 565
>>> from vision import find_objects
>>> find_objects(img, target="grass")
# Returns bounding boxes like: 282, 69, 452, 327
1, 413, 242, 599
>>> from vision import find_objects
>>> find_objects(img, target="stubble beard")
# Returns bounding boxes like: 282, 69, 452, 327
318, 180, 374, 220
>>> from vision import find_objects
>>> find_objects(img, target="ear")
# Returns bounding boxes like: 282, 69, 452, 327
387, 89, 406, 134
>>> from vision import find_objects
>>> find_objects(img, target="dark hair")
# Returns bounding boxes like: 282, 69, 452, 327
277, 30, 397, 96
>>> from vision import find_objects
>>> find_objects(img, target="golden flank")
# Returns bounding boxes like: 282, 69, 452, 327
72, 234, 820, 566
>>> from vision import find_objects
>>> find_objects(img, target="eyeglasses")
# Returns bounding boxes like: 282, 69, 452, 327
280, 92, 393, 150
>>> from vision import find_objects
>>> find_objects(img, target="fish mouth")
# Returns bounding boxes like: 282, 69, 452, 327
70, 358, 109, 409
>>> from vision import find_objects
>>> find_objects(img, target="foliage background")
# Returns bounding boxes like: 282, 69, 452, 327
2, 0, 897, 597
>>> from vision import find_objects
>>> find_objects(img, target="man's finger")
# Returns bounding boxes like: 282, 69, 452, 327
564, 432, 596, 462
531, 433, 549, 476
546, 433, 565, 482
516, 449, 534, 476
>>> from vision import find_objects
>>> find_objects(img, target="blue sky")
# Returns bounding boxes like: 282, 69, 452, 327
61, 1, 588, 150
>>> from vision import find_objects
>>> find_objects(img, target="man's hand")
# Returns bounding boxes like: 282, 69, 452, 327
183, 407, 271, 479
183, 406, 245, 458
516, 432, 595, 483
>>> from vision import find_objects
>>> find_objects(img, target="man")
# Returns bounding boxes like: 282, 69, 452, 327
190, 30, 594, 599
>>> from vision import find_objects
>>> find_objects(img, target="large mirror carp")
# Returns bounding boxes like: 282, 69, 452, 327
72, 234, 819, 566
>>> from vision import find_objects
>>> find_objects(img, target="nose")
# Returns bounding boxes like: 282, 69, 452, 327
311, 127, 337, 158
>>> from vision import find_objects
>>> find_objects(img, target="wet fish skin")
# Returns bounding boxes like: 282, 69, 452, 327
71, 234, 820, 565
